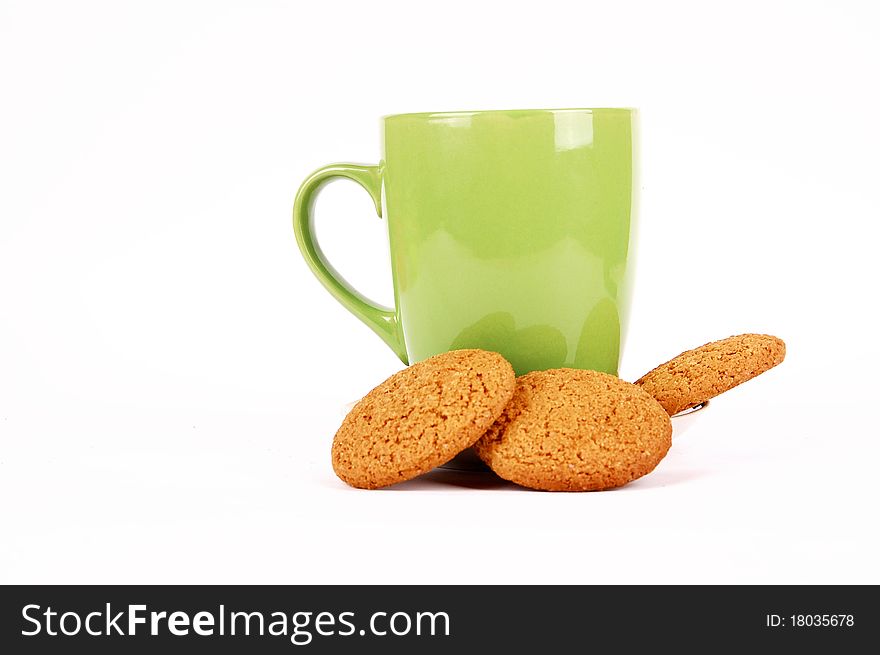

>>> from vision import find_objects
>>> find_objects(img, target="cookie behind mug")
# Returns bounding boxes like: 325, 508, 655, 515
635, 334, 785, 415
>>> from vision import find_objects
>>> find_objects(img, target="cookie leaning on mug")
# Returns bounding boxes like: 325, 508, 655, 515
635, 333, 786, 415
474, 369, 672, 491
332, 349, 515, 489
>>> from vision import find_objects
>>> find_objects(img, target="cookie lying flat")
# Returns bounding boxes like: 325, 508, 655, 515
474, 369, 672, 491
635, 333, 786, 415
332, 349, 515, 489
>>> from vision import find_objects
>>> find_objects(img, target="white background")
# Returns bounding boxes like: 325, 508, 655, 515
1, 0, 878, 584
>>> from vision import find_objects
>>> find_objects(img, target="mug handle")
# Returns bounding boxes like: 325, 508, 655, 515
293, 163, 408, 364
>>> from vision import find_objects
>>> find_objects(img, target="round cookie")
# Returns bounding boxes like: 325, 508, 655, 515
634, 334, 785, 415
474, 369, 672, 491
332, 349, 515, 489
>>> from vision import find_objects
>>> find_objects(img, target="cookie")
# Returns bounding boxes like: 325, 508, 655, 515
332, 349, 515, 489
474, 369, 672, 491
635, 333, 785, 415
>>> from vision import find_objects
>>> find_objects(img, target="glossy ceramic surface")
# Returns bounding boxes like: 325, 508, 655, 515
294, 108, 639, 375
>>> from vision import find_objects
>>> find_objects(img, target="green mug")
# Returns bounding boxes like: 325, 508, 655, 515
294, 108, 638, 376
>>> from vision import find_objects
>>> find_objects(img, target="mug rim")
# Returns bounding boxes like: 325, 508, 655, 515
383, 107, 637, 121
